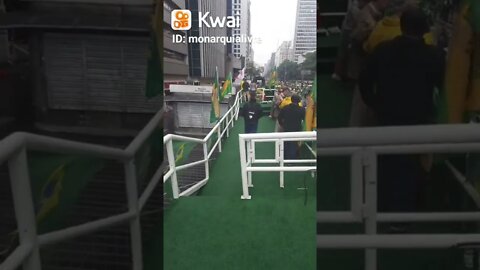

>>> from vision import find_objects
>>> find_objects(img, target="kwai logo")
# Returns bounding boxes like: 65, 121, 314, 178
171, 10, 239, 30
171, 10, 191, 30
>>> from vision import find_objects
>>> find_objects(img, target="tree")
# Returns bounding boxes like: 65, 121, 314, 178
245, 61, 261, 79
277, 60, 299, 81
300, 51, 316, 73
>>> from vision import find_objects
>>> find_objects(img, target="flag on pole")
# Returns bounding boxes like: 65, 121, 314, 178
305, 76, 317, 131
210, 67, 221, 123
145, 0, 163, 98
268, 67, 277, 88
221, 72, 232, 101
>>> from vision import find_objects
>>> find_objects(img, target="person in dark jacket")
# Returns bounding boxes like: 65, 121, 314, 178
359, 7, 445, 126
240, 92, 264, 133
278, 94, 305, 159
358, 7, 445, 219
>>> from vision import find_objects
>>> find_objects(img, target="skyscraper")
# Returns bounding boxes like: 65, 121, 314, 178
187, 0, 227, 79
231, 0, 251, 62
293, 0, 316, 63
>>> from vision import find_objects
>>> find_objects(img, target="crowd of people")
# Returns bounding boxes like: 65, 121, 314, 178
239, 82, 310, 160
332, 0, 446, 231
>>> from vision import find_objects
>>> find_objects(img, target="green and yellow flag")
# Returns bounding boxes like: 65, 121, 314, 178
268, 67, 277, 89
305, 76, 317, 131
145, 0, 163, 98
210, 67, 221, 123
221, 72, 232, 101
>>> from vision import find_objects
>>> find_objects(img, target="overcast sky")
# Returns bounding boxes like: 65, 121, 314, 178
250, 0, 298, 66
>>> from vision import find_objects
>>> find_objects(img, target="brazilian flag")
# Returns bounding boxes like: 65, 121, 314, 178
28, 153, 104, 233
220, 72, 232, 102
145, 0, 162, 98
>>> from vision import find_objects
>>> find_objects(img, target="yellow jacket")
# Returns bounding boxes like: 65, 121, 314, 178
279, 96, 303, 109
363, 16, 435, 53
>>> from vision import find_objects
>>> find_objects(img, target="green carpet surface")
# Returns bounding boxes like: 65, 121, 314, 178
146, 117, 316, 270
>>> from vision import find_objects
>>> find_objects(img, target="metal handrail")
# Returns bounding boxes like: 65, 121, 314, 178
0, 108, 164, 270
162, 91, 244, 199
315, 125, 480, 270
239, 131, 317, 199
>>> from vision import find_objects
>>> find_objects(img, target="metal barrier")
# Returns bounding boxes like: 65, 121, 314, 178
0, 90, 244, 270
0, 107, 163, 270
316, 124, 480, 270
162, 91, 243, 198
239, 131, 316, 199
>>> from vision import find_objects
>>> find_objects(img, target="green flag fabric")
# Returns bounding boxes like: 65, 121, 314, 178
221, 72, 232, 101
28, 153, 104, 233
466, 0, 480, 33
210, 67, 221, 123
268, 68, 277, 88
145, 34, 163, 98
145, 2, 162, 98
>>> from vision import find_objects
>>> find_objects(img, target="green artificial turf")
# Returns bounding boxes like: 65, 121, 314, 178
145, 117, 316, 270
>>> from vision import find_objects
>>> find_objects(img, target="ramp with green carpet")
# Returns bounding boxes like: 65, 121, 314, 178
146, 117, 316, 270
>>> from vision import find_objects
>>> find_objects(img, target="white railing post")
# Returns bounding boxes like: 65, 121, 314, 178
351, 152, 363, 219
8, 147, 41, 270
203, 142, 209, 179
239, 137, 251, 199
363, 150, 377, 270
166, 139, 180, 199
247, 140, 253, 187
226, 114, 230, 138
231, 109, 234, 128
279, 140, 285, 188
275, 140, 279, 162
217, 126, 222, 153
124, 159, 143, 270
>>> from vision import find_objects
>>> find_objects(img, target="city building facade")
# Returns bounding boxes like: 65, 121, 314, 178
232, 0, 251, 65
187, 0, 227, 80
275, 41, 294, 67
293, 0, 316, 62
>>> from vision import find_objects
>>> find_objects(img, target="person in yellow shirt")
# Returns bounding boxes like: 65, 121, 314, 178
279, 93, 303, 109
364, 0, 434, 54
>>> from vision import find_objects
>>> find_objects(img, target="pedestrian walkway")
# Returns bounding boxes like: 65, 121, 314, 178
145, 117, 316, 270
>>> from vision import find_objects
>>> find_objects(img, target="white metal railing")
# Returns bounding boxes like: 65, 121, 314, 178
316, 124, 480, 270
0, 107, 164, 270
162, 90, 244, 199
239, 131, 316, 199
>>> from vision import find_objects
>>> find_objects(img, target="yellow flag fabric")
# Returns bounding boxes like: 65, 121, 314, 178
279, 97, 302, 109
363, 16, 435, 54
305, 95, 316, 131
445, 2, 474, 123
221, 72, 232, 101
210, 67, 221, 123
